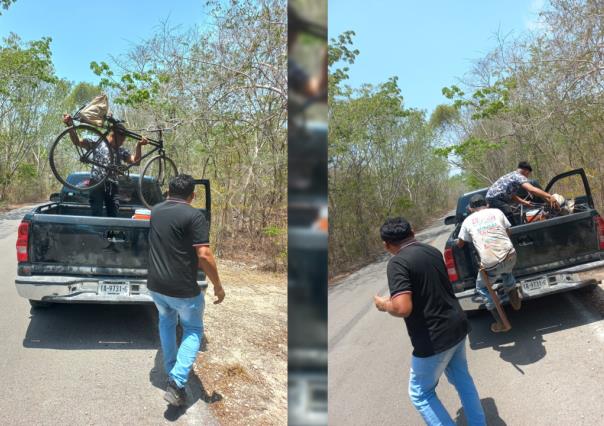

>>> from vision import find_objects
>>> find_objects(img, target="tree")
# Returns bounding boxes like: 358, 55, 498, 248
0, 33, 64, 200
0, 0, 16, 15
89, 0, 287, 268
435, 0, 604, 206
329, 32, 451, 274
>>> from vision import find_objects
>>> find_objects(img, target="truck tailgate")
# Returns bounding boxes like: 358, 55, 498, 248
510, 210, 601, 275
30, 214, 150, 274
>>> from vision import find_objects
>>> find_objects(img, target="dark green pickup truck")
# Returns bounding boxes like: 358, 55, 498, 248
443, 169, 604, 311
15, 172, 211, 307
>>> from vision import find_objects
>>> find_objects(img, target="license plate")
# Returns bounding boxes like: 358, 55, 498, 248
522, 277, 547, 293
98, 282, 129, 296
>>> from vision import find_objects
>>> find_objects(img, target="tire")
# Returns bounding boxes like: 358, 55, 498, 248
139, 155, 178, 209
49, 124, 110, 191
29, 300, 52, 309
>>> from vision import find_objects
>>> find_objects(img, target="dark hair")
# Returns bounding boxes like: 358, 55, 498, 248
169, 174, 195, 199
469, 194, 487, 208
114, 121, 127, 134
518, 161, 532, 172
380, 217, 413, 244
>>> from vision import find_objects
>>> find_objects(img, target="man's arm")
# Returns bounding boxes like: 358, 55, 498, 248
374, 293, 412, 318
195, 245, 225, 304
521, 182, 559, 207
456, 221, 471, 248
512, 194, 532, 207
62, 114, 88, 148
128, 138, 148, 164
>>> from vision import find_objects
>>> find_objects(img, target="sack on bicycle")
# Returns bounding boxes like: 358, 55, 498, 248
74, 93, 109, 127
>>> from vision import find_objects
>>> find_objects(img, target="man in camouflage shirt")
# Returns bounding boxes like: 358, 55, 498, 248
485, 161, 559, 225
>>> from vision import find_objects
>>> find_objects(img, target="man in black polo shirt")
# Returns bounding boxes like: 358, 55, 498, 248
374, 217, 485, 425
147, 174, 225, 407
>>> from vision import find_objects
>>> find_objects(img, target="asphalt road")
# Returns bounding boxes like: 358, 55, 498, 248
328, 213, 604, 425
0, 206, 217, 425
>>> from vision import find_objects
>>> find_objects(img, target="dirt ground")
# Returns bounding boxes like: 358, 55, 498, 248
194, 259, 287, 426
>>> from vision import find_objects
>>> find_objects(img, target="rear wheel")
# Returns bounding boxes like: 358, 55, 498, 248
49, 124, 110, 191
139, 155, 178, 209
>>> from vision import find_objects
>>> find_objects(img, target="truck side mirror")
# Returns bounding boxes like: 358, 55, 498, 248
444, 216, 457, 226
49, 193, 61, 203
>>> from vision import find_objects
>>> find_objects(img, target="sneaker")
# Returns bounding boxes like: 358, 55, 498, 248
164, 379, 186, 406
508, 288, 522, 311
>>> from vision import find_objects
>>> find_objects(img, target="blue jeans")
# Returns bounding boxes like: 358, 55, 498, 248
409, 337, 486, 426
476, 252, 517, 310
150, 291, 205, 389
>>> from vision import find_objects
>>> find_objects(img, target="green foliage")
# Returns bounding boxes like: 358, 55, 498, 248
263, 225, 285, 237
435, 0, 604, 213
328, 30, 359, 97
0, 33, 70, 203
16, 163, 37, 179
0, 34, 56, 96
329, 32, 451, 274
0, 0, 287, 270
429, 104, 459, 129
441, 78, 516, 120
0, 0, 16, 15
91, 60, 162, 107
393, 196, 413, 211
435, 136, 501, 159
66, 82, 101, 108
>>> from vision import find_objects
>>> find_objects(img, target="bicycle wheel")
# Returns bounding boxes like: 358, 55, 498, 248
49, 124, 112, 191
139, 155, 178, 209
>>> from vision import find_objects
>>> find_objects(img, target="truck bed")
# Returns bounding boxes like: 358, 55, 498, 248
445, 169, 604, 310
16, 202, 207, 304
452, 209, 601, 285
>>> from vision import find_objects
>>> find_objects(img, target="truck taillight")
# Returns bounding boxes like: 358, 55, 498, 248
16, 221, 29, 263
444, 247, 459, 283
595, 216, 604, 250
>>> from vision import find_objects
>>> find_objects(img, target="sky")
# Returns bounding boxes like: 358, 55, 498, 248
328, 0, 545, 115
0, 0, 209, 84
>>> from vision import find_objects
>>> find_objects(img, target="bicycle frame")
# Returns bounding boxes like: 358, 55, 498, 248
78, 121, 167, 177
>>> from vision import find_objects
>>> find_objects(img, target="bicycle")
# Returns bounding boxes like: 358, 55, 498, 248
49, 109, 178, 209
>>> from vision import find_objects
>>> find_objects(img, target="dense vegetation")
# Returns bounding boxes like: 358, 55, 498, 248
328, 33, 458, 275
329, 0, 603, 276
434, 0, 604, 207
0, 0, 286, 270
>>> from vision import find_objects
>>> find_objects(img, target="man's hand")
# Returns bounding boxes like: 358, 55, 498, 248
547, 195, 560, 209
374, 295, 389, 312
138, 137, 149, 146
213, 284, 225, 304
374, 293, 413, 317
62, 114, 74, 127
